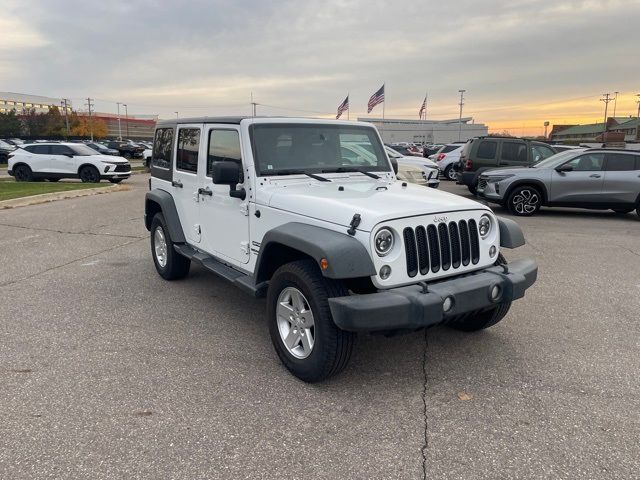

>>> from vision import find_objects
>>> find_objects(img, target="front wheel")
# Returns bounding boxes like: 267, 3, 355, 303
267, 259, 355, 382
150, 213, 190, 280
79, 166, 100, 183
507, 185, 542, 216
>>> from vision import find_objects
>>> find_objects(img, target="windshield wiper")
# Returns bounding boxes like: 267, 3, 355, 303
270, 169, 331, 182
324, 167, 381, 179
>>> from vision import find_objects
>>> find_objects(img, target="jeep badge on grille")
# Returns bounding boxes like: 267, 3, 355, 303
433, 215, 448, 223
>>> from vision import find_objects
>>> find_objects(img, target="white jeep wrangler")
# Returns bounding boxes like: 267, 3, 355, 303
145, 117, 537, 382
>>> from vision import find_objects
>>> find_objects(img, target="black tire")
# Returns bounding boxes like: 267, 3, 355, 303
123, 152, 132, 159
507, 185, 542, 216
443, 164, 457, 181
150, 213, 190, 280
267, 259, 355, 382
48, 178, 60, 182
467, 184, 477, 195
79, 165, 100, 183
612, 208, 632, 214
109, 178, 123, 184
14, 164, 33, 182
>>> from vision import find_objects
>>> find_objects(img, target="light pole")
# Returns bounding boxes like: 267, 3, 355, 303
116, 102, 123, 140
458, 89, 466, 141
612, 91, 619, 118
175, 111, 179, 118
544, 121, 550, 139
123, 104, 129, 139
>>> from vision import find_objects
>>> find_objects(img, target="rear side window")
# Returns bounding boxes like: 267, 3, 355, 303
50, 145, 74, 155
605, 153, 636, 171
532, 144, 555, 162
501, 142, 527, 162
476, 140, 497, 159
441, 145, 459, 153
207, 129, 242, 176
176, 128, 201, 173
152, 128, 173, 169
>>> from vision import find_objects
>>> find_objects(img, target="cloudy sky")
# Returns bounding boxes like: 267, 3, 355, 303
2, 0, 639, 135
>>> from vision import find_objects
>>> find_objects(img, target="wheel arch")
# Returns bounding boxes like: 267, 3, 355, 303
504, 179, 549, 205
77, 163, 100, 175
144, 189, 186, 243
255, 223, 376, 284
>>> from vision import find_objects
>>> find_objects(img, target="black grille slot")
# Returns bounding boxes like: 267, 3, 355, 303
459, 220, 471, 266
427, 225, 440, 272
403, 228, 418, 277
468, 219, 480, 264
438, 223, 451, 270
415, 226, 429, 275
114, 164, 131, 172
449, 222, 461, 269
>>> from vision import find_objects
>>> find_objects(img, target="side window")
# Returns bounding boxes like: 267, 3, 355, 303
207, 129, 242, 176
532, 144, 555, 162
604, 153, 635, 171
32, 145, 50, 154
565, 153, 604, 171
176, 128, 200, 173
152, 128, 173, 169
501, 142, 527, 162
50, 145, 73, 155
476, 140, 497, 159
636, 155, 640, 170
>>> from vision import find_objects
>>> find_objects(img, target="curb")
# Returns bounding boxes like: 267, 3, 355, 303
0, 184, 131, 209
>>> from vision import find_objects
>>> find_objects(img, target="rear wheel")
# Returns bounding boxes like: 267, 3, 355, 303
444, 164, 457, 181
507, 185, 542, 216
123, 152, 132, 159
267, 259, 355, 382
467, 184, 477, 195
79, 165, 100, 183
14, 165, 33, 182
150, 213, 190, 280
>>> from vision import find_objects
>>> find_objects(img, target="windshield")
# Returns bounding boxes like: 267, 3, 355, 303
250, 124, 390, 176
532, 149, 584, 168
70, 144, 100, 156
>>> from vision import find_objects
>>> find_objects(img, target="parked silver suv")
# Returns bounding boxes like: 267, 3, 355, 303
477, 149, 640, 217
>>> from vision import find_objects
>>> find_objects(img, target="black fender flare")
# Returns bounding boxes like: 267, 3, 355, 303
496, 216, 525, 248
144, 189, 186, 243
255, 222, 376, 282
503, 179, 549, 204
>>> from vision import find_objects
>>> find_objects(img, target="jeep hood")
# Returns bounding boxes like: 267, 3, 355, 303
258, 178, 489, 232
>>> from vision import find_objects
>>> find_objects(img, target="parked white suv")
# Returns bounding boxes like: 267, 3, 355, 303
8, 142, 131, 183
145, 117, 537, 382
432, 143, 465, 180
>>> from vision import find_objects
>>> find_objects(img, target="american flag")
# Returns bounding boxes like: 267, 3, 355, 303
367, 84, 385, 113
419, 95, 427, 119
336, 95, 349, 119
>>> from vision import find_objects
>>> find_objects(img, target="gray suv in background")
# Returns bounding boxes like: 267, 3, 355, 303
477, 149, 640, 217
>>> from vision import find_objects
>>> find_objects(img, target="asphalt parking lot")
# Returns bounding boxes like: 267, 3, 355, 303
1, 174, 639, 479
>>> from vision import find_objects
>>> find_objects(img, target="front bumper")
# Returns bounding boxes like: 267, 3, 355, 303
476, 179, 504, 202
329, 258, 537, 332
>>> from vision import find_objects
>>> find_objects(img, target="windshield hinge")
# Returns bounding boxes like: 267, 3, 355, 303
347, 214, 361, 236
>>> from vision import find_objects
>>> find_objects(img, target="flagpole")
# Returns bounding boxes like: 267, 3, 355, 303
347, 93, 350, 120
381, 82, 385, 140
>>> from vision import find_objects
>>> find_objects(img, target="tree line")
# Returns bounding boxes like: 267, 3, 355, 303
0, 106, 108, 139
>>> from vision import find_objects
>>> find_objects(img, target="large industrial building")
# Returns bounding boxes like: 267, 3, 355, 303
357, 117, 488, 144
551, 117, 639, 143
0, 91, 72, 114
77, 112, 158, 140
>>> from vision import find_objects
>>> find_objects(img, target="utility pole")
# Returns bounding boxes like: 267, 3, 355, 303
123, 104, 129, 139
175, 112, 179, 118
61, 98, 71, 137
85, 97, 94, 141
544, 121, 549, 139
636, 94, 640, 118
600, 93, 612, 133
612, 91, 619, 117
250, 92, 257, 117
458, 89, 466, 141
116, 102, 123, 140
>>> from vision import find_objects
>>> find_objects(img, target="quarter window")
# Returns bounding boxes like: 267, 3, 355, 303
207, 130, 242, 176
152, 128, 174, 169
176, 128, 201, 173
476, 141, 497, 159
532, 144, 555, 162
501, 142, 527, 162
604, 153, 635, 171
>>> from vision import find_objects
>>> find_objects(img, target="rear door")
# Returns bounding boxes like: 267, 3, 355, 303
499, 140, 528, 167
23, 145, 51, 172
549, 152, 605, 204
172, 125, 203, 244
602, 153, 640, 205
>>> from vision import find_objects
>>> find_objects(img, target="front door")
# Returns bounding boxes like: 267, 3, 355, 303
172, 125, 203, 244
49, 144, 78, 174
549, 152, 605, 204
199, 126, 250, 264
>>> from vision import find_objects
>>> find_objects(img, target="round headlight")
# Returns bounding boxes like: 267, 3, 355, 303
478, 215, 492, 238
374, 228, 394, 257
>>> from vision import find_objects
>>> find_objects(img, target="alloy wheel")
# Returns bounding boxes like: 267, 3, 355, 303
276, 287, 315, 359
512, 189, 539, 214
154, 227, 168, 268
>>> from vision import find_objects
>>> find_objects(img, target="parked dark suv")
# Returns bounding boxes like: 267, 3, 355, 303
457, 137, 557, 194
105, 141, 144, 159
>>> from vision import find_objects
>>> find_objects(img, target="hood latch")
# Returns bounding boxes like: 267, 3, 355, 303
347, 214, 361, 236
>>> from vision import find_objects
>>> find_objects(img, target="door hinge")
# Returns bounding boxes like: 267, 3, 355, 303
240, 203, 249, 216
240, 241, 250, 255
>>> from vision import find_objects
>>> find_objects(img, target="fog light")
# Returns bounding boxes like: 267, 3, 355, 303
490, 285, 501, 301
443, 296, 454, 313
489, 245, 497, 257
379, 265, 391, 280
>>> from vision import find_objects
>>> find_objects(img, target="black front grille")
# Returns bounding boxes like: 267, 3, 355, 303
478, 178, 488, 190
114, 164, 131, 172
404, 220, 480, 277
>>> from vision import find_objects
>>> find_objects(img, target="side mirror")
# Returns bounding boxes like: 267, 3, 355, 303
390, 157, 399, 174
65, 153, 74, 158
211, 161, 246, 200
555, 164, 573, 173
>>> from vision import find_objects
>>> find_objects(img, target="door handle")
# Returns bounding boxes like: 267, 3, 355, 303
198, 187, 213, 196
172, 180, 183, 188
589, 174, 601, 178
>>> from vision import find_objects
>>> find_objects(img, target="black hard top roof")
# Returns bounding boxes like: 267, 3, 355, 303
156, 116, 248, 127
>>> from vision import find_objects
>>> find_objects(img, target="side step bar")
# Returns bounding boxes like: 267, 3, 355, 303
174, 244, 268, 298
